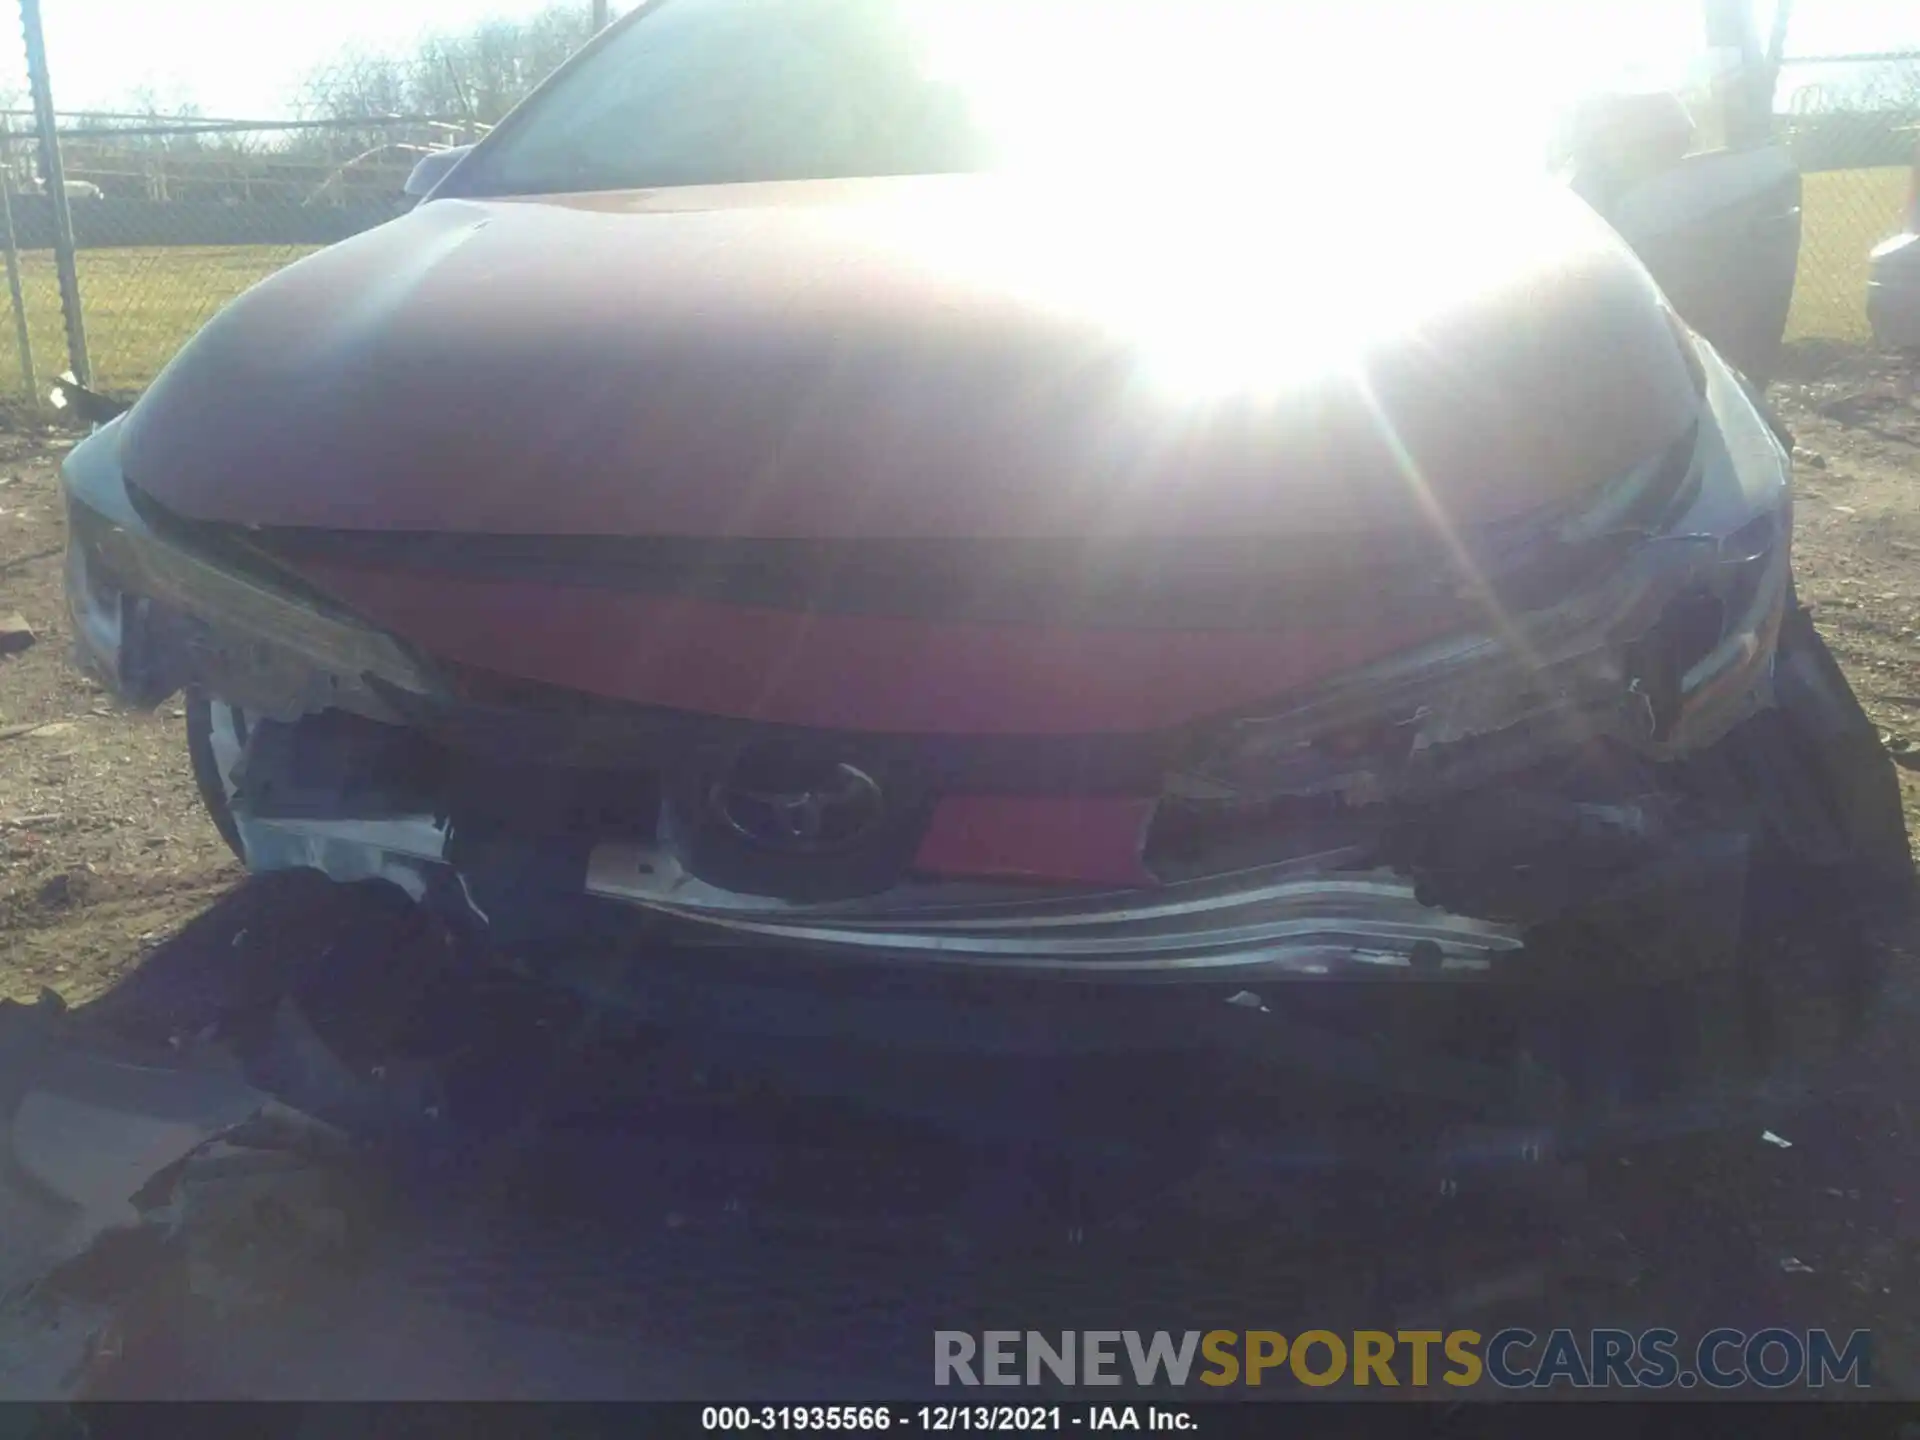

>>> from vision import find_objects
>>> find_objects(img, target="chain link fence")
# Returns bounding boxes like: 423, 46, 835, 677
0, 21, 1911, 406
0, 0, 635, 408
1778, 52, 1920, 346
0, 112, 476, 398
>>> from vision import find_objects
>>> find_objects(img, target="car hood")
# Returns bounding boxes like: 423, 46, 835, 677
120, 173, 1699, 542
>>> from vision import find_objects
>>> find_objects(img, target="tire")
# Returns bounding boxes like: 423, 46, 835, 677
1765, 603, 1914, 899
1678, 605, 1912, 1067
185, 689, 248, 862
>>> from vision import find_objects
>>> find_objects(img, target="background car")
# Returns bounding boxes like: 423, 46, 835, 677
54, 0, 1906, 1151
1867, 127, 1920, 351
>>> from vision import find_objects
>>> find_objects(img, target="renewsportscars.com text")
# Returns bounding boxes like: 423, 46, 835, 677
933, 1328, 1872, 1390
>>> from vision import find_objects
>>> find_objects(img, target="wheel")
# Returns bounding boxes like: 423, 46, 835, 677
185, 689, 249, 861
1676, 604, 1913, 1068
1768, 602, 1915, 899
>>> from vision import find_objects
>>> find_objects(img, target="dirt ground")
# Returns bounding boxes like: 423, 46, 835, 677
6, 354, 1920, 1397
0, 426, 239, 1007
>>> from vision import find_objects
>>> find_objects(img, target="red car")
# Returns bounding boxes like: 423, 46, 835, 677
61, 0, 1908, 1140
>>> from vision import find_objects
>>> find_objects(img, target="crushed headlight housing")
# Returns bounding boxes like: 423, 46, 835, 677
1170, 339, 1792, 809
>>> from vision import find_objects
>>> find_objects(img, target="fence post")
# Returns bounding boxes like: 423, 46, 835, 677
17, 0, 89, 387
0, 115, 37, 407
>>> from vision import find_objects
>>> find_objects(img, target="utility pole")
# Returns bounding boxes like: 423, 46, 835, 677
592, 0, 609, 31
17, 0, 88, 386
1764, 0, 1795, 95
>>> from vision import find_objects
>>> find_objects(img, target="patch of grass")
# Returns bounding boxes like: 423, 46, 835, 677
0, 165, 1902, 404
1789, 165, 1911, 344
0, 244, 313, 401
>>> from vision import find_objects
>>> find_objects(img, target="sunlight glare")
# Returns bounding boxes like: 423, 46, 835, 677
896, 0, 1717, 401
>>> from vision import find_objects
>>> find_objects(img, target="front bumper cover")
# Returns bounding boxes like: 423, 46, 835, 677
65, 345, 1797, 988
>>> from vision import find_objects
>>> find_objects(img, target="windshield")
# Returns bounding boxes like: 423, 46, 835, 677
458, 0, 1732, 197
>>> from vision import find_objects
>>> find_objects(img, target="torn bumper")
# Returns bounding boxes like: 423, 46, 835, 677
64, 345, 1799, 991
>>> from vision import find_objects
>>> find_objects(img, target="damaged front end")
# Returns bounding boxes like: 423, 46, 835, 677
58, 338, 1910, 1138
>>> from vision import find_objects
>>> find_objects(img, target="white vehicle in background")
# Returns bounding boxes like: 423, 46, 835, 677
35, 176, 102, 200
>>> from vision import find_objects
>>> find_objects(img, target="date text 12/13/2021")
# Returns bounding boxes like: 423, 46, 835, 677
702, 1407, 1192, 1431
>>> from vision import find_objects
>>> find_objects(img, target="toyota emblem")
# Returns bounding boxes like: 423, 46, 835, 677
710, 756, 888, 854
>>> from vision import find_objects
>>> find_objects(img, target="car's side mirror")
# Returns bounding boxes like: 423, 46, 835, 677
1568, 91, 1697, 179
404, 145, 475, 199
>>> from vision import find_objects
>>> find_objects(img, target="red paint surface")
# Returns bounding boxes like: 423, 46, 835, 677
291, 558, 1452, 734
913, 795, 1159, 885
119, 172, 1703, 734
122, 175, 1697, 543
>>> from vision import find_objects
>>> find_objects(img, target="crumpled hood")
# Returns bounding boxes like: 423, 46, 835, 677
121, 173, 1699, 541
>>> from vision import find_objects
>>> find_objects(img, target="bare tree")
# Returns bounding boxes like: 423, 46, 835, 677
301, 2, 599, 130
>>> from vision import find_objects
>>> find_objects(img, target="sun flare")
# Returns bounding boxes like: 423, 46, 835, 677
887, 0, 1722, 400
